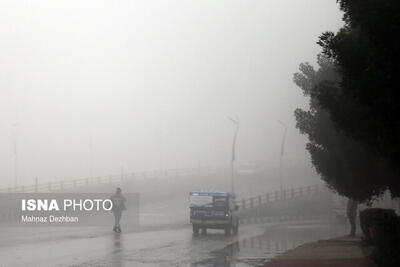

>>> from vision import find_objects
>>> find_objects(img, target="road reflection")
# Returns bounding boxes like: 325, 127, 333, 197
110, 232, 124, 267
191, 223, 346, 266
191, 241, 240, 267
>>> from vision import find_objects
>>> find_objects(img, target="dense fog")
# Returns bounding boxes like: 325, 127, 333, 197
0, 1, 343, 187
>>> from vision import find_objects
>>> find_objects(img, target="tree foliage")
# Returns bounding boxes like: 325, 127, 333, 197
315, 0, 400, 196
294, 55, 394, 202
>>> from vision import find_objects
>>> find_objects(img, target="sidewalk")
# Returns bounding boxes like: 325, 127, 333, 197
264, 236, 376, 267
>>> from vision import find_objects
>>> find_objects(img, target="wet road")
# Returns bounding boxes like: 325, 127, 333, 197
0, 220, 347, 266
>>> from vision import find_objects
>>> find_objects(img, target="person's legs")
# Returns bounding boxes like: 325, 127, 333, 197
114, 210, 122, 226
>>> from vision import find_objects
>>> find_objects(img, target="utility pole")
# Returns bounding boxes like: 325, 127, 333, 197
228, 117, 239, 193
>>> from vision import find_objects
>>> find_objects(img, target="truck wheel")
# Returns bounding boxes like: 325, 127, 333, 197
192, 225, 200, 234
224, 225, 231, 235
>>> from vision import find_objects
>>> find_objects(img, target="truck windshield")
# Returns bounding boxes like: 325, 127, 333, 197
190, 195, 229, 208
190, 195, 213, 207
213, 196, 228, 208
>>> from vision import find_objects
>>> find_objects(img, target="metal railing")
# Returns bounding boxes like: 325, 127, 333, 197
237, 184, 328, 210
0, 165, 228, 193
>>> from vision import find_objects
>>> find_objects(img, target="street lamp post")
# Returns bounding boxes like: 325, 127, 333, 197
277, 120, 287, 194
12, 123, 19, 188
228, 117, 239, 193
89, 129, 93, 179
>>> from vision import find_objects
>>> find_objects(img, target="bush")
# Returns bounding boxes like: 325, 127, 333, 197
360, 208, 400, 267
359, 208, 396, 242
371, 215, 400, 267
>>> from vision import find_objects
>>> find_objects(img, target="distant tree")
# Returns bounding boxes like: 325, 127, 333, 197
316, 0, 400, 196
294, 55, 394, 202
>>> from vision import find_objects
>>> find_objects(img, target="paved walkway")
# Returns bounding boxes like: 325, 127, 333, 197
264, 236, 376, 267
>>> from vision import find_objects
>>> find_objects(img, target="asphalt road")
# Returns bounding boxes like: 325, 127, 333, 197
0, 220, 347, 267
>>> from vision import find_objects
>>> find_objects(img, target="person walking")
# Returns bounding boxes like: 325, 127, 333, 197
110, 187, 126, 233
346, 198, 358, 237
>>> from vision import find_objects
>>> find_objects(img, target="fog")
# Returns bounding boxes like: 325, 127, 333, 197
0, 1, 343, 187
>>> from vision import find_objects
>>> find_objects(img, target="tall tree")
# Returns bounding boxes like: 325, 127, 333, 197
316, 0, 400, 196
294, 55, 393, 202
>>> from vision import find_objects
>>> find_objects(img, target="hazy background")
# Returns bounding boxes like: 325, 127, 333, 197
0, 0, 343, 187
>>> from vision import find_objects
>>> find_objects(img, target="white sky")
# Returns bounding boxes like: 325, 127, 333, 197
0, 0, 343, 187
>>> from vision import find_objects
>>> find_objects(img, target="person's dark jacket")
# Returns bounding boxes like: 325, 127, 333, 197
110, 193, 126, 211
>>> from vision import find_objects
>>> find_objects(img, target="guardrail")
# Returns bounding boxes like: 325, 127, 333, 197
237, 184, 329, 210
0, 165, 229, 193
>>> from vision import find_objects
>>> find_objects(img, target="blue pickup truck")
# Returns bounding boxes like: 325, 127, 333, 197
189, 191, 239, 235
